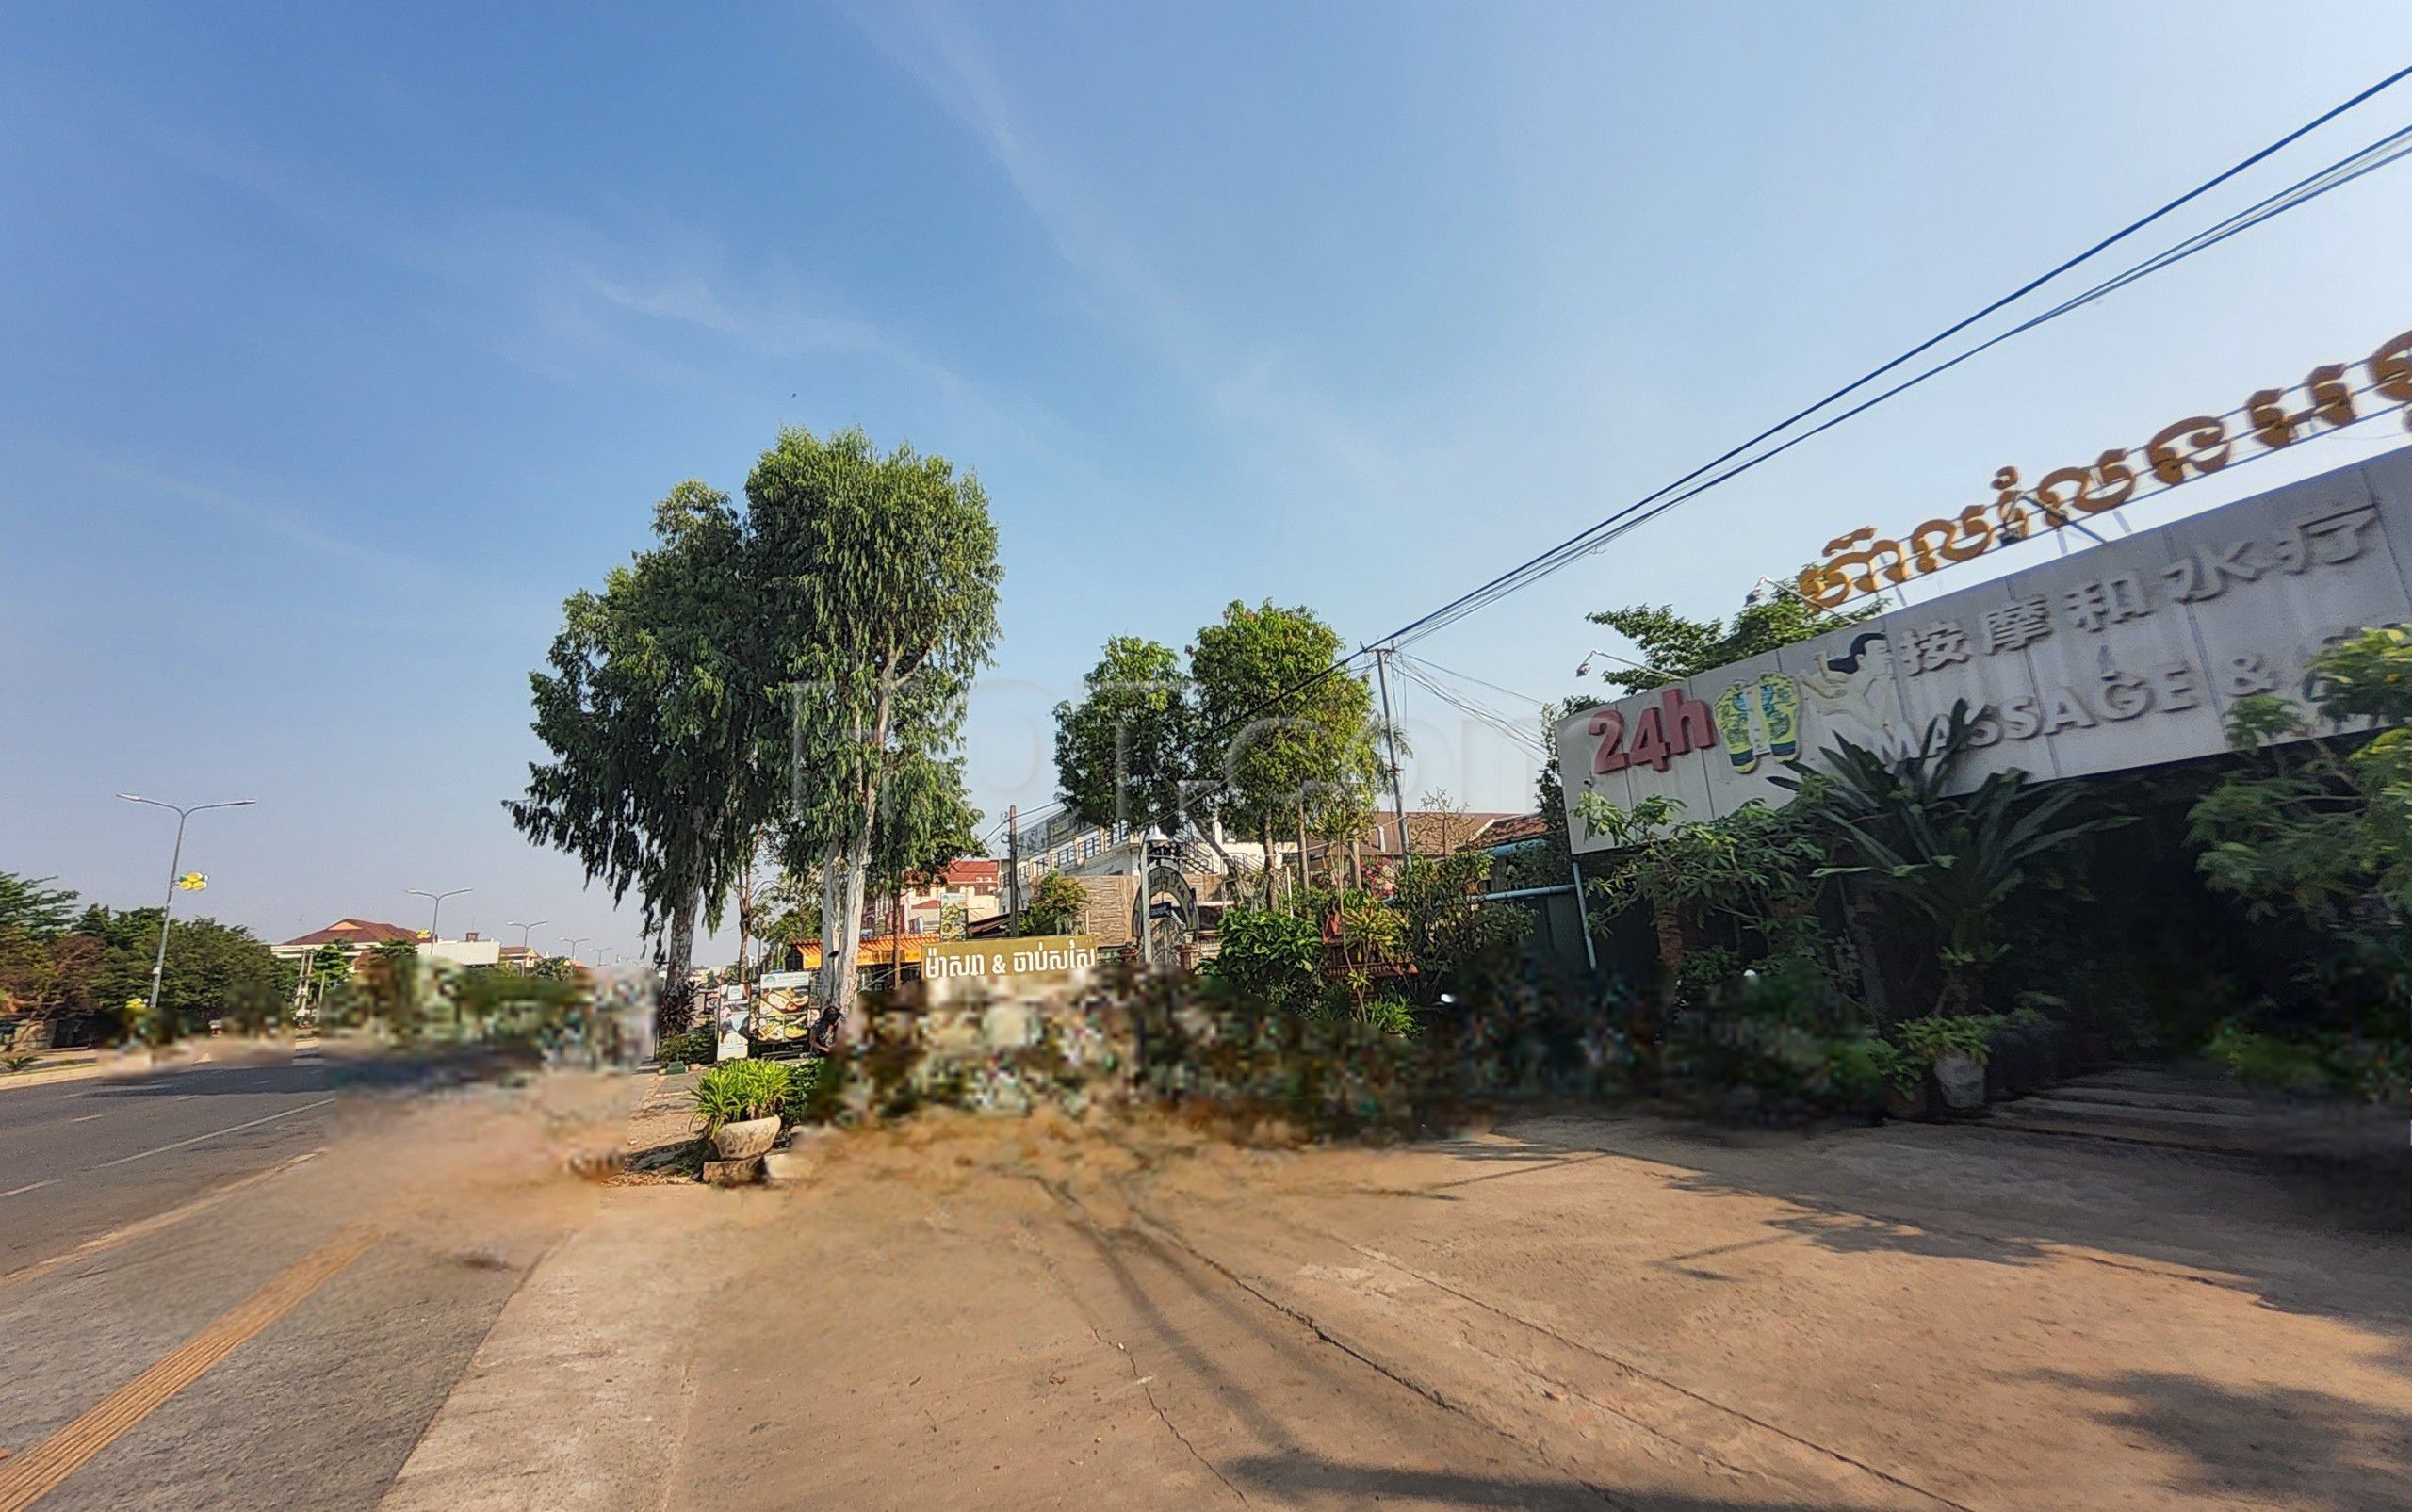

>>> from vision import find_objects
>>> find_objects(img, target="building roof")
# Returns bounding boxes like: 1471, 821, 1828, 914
279, 918, 422, 949
1479, 813, 1553, 848
939, 858, 1000, 885
1349, 811, 1525, 857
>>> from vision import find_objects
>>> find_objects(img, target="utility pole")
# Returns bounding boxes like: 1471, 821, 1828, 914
1005, 804, 1020, 935
117, 794, 254, 1033
1371, 647, 1411, 877
406, 887, 472, 961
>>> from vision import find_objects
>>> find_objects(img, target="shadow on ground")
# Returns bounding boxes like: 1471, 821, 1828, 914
2035, 1368, 2412, 1512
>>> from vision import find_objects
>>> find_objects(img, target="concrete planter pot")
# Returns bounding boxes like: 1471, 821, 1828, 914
1932, 1050, 1987, 1111
709, 1115, 783, 1161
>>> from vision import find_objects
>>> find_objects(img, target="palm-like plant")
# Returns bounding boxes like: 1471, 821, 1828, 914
1781, 701, 2127, 1017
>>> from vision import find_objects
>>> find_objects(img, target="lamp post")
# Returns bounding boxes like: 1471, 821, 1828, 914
562, 935, 589, 967
406, 886, 472, 961
506, 919, 549, 974
117, 794, 255, 1033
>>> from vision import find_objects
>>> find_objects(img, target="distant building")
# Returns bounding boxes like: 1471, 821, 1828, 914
273, 918, 500, 968
273, 918, 421, 962
860, 858, 1006, 938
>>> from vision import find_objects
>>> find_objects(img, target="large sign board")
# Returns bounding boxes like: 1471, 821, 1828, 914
1558, 447, 2412, 854
921, 935, 1100, 982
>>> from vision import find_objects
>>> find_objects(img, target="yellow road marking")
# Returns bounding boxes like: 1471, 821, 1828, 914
0, 1150, 322, 1296
0, 1222, 379, 1511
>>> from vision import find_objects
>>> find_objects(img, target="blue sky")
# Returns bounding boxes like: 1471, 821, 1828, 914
5, 2, 2411, 962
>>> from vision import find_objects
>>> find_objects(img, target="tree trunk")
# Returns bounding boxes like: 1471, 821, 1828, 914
811, 661, 896, 1045
817, 837, 869, 1041
663, 887, 699, 996
1259, 814, 1279, 908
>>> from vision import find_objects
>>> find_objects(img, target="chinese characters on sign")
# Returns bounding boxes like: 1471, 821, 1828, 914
1557, 454, 2412, 856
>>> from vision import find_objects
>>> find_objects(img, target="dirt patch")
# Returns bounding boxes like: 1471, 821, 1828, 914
619, 1107, 2410, 1511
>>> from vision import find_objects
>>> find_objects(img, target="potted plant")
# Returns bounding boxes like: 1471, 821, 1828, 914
693, 1059, 793, 1160
1898, 1016, 1993, 1112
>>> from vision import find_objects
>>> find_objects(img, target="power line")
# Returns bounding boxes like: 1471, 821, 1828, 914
1377, 68, 2412, 651
1004, 73, 2412, 824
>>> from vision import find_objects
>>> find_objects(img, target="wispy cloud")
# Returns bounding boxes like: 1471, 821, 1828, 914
84, 457, 437, 581
841, 0, 1431, 510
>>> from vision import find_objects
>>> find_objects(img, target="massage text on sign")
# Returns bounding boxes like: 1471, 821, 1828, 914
921, 935, 1100, 981
1559, 448, 2412, 854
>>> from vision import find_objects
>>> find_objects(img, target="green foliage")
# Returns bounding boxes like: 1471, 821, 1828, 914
749, 426, 1002, 1017
1576, 794, 1830, 968
2189, 627, 2412, 1049
1205, 908, 1326, 1015
783, 1057, 828, 1123
510, 479, 758, 987
0, 872, 78, 938
1392, 852, 1527, 1007
1053, 636, 1195, 835
1896, 1014, 1996, 1066
514, 427, 1003, 1022
445, 969, 586, 1044
1835, 1037, 1922, 1097
1188, 601, 1385, 900
1785, 702, 2128, 1016
658, 1027, 716, 1064
1585, 578, 1879, 697
691, 1057, 794, 1131
756, 867, 822, 957
1019, 871, 1091, 937
36, 906, 287, 1039
2204, 1020, 2408, 1103
1354, 994, 1418, 1037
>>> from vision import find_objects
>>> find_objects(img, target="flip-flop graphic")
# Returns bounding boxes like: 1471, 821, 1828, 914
1713, 684, 1758, 772
1757, 674, 1800, 758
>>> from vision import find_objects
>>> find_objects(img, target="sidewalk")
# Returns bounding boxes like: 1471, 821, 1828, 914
378, 1099, 2410, 1511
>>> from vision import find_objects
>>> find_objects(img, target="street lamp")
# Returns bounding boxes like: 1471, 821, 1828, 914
406, 886, 473, 959
1573, 647, 1677, 682
505, 919, 549, 974
117, 794, 255, 1032
562, 935, 588, 967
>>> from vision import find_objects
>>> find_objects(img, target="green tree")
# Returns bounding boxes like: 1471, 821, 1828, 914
57, 906, 287, 1040
510, 480, 758, 989
746, 427, 1002, 1027
1187, 602, 1383, 904
1586, 577, 1879, 696
0, 872, 78, 937
1019, 871, 1090, 936
1053, 636, 1195, 838
304, 942, 351, 1005
0, 872, 91, 1033
2189, 626, 2412, 1027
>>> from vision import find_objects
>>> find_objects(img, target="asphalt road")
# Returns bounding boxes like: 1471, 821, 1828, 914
0, 1045, 617, 1512
0, 1051, 339, 1277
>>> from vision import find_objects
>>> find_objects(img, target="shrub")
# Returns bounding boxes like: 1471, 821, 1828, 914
2203, 1019, 2405, 1101
1825, 1036, 1920, 1099
1019, 871, 1091, 936
783, 1057, 829, 1123
1205, 908, 1325, 1015
657, 1028, 716, 1065
1897, 1015, 1996, 1066
691, 1058, 793, 1132
1393, 853, 1527, 1007
1357, 994, 1418, 1037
